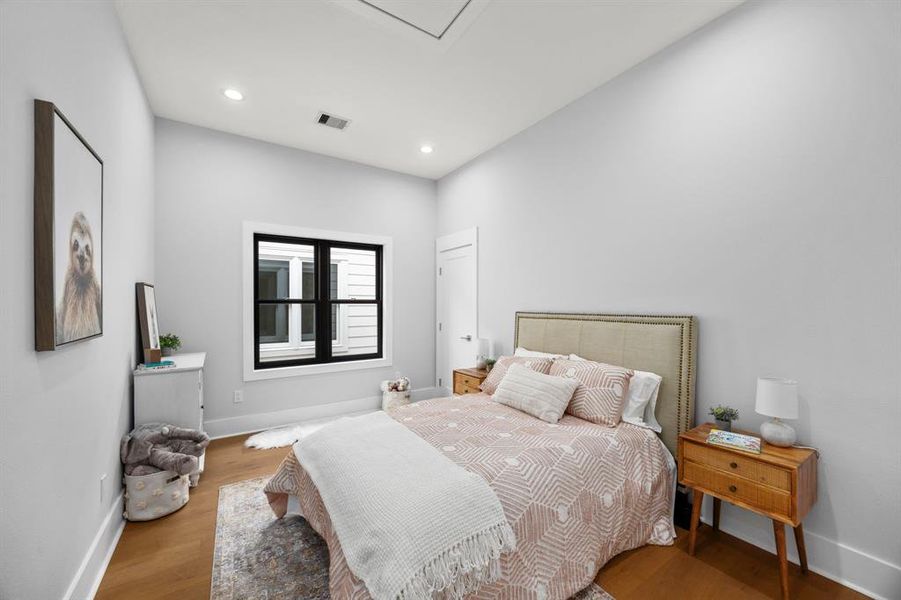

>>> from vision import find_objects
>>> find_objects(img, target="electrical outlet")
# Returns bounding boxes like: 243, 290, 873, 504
99, 473, 108, 504
233, 390, 244, 404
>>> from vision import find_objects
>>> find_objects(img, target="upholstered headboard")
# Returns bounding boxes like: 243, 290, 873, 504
514, 312, 697, 455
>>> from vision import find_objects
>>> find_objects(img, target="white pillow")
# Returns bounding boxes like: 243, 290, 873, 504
621, 371, 663, 432
514, 346, 566, 359
492, 364, 579, 423
569, 354, 662, 432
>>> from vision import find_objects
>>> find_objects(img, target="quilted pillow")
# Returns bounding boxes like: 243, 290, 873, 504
550, 359, 634, 426
492, 364, 579, 423
570, 354, 663, 432
479, 356, 553, 395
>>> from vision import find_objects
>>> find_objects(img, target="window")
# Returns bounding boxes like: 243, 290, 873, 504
253, 233, 383, 370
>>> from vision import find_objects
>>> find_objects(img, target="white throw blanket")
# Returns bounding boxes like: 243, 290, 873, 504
294, 411, 516, 600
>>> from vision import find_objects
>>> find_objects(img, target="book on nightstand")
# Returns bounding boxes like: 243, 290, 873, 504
137, 360, 176, 371
706, 429, 762, 454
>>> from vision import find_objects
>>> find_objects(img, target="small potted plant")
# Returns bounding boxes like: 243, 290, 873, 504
159, 333, 182, 357
709, 405, 739, 431
485, 358, 496, 373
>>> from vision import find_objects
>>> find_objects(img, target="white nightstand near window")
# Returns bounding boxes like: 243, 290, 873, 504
242, 222, 393, 382
134, 352, 207, 482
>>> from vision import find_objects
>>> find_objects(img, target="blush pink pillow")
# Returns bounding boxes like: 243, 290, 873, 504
479, 356, 554, 395
550, 359, 634, 426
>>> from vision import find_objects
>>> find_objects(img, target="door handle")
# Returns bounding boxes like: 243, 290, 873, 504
459, 335, 472, 341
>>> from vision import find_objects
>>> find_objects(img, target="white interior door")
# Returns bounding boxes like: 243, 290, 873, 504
436, 228, 478, 393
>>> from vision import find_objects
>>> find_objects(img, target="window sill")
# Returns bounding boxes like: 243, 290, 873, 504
243, 356, 393, 382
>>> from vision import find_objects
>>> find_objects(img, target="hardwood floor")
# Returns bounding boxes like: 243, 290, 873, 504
96, 435, 869, 600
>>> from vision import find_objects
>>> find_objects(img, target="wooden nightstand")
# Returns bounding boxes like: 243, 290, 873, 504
678, 423, 817, 600
453, 367, 488, 395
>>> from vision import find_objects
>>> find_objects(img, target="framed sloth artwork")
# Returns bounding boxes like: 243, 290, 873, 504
34, 99, 104, 350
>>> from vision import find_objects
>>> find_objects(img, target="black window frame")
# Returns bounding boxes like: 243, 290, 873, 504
253, 233, 383, 370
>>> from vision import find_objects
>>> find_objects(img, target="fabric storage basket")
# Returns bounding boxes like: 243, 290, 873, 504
124, 470, 190, 521
382, 390, 411, 411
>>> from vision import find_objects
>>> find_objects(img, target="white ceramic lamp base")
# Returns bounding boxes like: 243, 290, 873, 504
760, 418, 796, 447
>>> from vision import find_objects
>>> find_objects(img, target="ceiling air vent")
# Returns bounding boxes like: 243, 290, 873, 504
317, 112, 350, 130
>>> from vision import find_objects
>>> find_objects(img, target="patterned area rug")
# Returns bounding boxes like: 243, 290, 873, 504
211, 477, 614, 599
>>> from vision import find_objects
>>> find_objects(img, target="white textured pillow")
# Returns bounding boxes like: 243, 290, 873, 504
621, 371, 663, 432
569, 354, 662, 432
514, 346, 566, 359
492, 364, 579, 423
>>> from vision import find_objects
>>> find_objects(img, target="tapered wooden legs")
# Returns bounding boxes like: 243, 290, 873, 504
793, 523, 808, 573
688, 490, 704, 556
773, 520, 790, 600
712, 497, 721, 531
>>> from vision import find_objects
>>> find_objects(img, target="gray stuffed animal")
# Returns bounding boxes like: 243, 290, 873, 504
120, 423, 210, 476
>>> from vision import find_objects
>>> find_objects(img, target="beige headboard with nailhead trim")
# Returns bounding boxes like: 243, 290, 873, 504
514, 312, 697, 456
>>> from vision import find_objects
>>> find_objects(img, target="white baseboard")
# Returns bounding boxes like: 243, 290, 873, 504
63, 492, 125, 600
204, 386, 447, 439
700, 504, 901, 600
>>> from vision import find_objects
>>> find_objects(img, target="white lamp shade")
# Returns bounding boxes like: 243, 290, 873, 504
755, 377, 799, 419
476, 338, 496, 359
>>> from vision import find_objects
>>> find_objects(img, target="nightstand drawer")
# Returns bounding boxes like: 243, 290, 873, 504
684, 460, 791, 518
455, 383, 481, 395
683, 441, 791, 491
454, 373, 482, 390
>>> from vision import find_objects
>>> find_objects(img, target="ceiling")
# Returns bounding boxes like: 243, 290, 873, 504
116, 0, 742, 180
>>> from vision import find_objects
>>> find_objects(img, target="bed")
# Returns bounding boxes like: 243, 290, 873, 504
265, 312, 697, 599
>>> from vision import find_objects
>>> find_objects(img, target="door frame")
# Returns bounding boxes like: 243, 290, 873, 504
435, 227, 478, 392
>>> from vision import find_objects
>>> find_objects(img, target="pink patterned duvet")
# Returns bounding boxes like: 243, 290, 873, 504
265, 394, 675, 599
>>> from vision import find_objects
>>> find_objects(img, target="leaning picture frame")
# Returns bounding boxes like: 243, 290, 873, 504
135, 282, 160, 363
34, 99, 104, 351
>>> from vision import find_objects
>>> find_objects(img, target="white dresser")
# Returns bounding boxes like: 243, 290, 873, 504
134, 352, 206, 431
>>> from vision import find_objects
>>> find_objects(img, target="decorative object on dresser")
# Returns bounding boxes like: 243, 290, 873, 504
135, 282, 161, 364
452, 367, 488, 395
679, 422, 817, 600
706, 429, 761, 454
159, 332, 182, 357
33, 99, 104, 351
708, 404, 740, 432
756, 377, 799, 447
134, 352, 207, 484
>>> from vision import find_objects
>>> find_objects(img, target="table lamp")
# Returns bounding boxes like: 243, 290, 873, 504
476, 338, 491, 369
755, 377, 799, 447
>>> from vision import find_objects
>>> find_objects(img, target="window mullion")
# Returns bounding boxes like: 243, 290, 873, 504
316, 242, 331, 362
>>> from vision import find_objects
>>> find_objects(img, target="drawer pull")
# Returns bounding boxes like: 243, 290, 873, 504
730, 462, 738, 469
729, 485, 737, 493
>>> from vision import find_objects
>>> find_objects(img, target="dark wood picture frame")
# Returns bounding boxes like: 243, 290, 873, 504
34, 99, 104, 351
135, 282, 161, 363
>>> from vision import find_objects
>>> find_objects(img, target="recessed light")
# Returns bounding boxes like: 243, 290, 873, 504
223, 88, 244, 101
420, 145, 433, 154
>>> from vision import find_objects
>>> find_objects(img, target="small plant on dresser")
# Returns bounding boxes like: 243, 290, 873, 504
159, 333, 181, 357
708, 404, 739, 431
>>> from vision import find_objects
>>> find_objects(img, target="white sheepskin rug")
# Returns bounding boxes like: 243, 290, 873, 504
244, 410, 376, 449
244, 423, 322, 449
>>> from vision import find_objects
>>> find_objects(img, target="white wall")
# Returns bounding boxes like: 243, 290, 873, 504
154, 119, 437, 437
0, 2, 155, 599
437, 1, 900, 598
